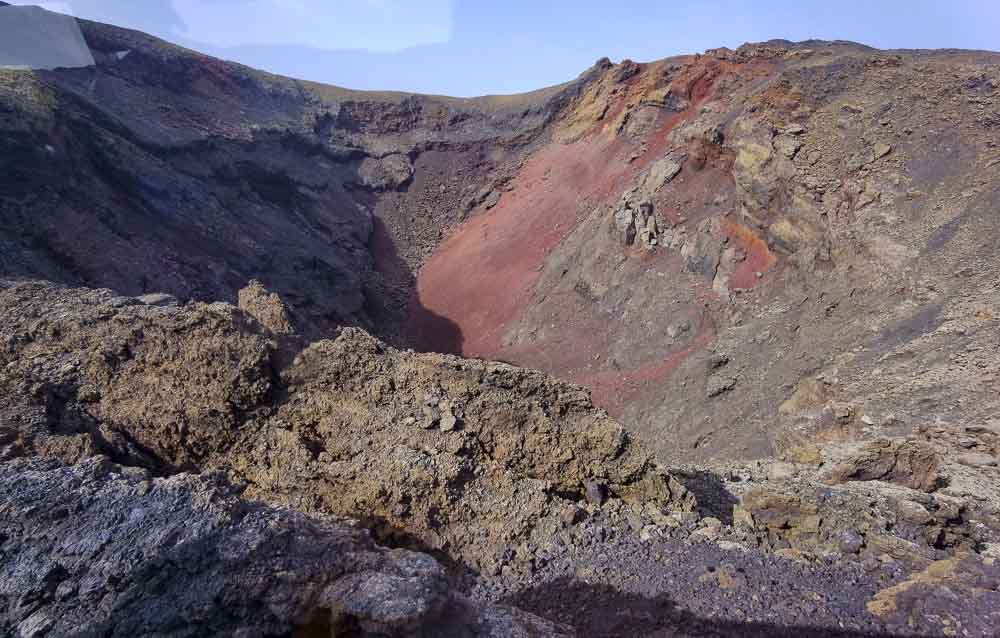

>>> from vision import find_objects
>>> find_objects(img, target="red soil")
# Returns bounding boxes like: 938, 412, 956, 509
409, 57, 773, 416
411, 132, 643, 358
722, 218, 777, 290
583, 317, 716, 413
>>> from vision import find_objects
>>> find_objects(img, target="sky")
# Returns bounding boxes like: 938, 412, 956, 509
7, 0, 1000, 96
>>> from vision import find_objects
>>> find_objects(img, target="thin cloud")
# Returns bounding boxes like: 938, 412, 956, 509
6, 2, 75, 15
170, 0, 455, 53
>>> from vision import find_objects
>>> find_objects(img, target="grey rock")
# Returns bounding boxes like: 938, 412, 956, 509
422, 404, 441, 428
439, 401, 459, 432
896, 500, 933, 525
667, 320, 691, 339
838, 529, 864, 554
641, 157, 682, 195
613, 194, 659, 248
957, 452, 998, 468
465, 188, 502, 212
560, 504, 587, 527
136, 292, 180, 307
708, 353, 730, 370
483, 190, 502, 210
707, 375, 737, 398
873, 142, 893, 160
773, 135, 803, 159
585, 480, 608, 506
0, 456, 561, 636
357, 153, 414, 191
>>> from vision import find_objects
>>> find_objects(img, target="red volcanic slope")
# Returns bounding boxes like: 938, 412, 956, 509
410, 56, 778, 416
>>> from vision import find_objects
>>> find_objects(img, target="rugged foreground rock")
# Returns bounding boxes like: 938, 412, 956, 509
0, 280, 691, 575
2, 279, 999, 636
0, 456, 567, 637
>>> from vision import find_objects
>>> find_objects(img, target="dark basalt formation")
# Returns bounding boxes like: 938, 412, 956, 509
1, 5, 999, 637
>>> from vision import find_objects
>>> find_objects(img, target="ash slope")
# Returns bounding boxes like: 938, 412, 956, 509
0, 5, 591, 339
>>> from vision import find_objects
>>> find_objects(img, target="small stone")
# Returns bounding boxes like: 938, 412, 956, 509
767, 462, 796, 481
691, 524, 721, 542
626, 510, 644, 533
965, 425, 993, 434
838, 530, 864, 554
830, 403, 854, 422
439, 401, 460, 431
707, 375, 737, 398
483, 191, 501, 209
861, 415, 875, 426
733, 506, 755, 530
560, 504, 586, 527
640, 525, 658, 542
667, 321, 691, 339
773, 135, 803, 159
957, 452, 997, 468
108, 296, 137, 308
873, 143, 892, 159
717, 541, 747, 553
715, 565, 745, 589
421, 405, 440, 429
423, 392, 441, 407
137, 292, 180, 307
896, 500, 933, 525
707, 353, 730, 370
701, 516, 723, 529
584, 480, 608, 506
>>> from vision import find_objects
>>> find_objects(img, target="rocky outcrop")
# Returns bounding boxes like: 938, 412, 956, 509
238, 278, 296, 335
612, 194, 657, 248
824, 438, 943, 492
356, 153, 414, 191
410, 40, 1000, 493
0, 279, 692, 575
866, 556, 1000, 636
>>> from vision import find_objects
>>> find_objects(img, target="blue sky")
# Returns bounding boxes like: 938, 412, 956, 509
9, 0, 1000, 96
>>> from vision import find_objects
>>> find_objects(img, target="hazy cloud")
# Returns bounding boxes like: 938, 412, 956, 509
33, 2, 74, 14
170, 0, 456, 53
5, 0, 187, 33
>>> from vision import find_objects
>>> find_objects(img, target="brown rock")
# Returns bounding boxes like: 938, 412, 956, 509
825, 439, 943, 492
238, 279, 295, 334
0, 281, 693, 572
